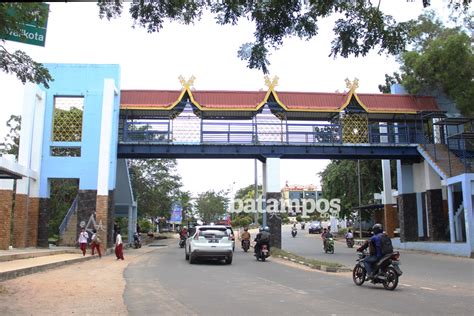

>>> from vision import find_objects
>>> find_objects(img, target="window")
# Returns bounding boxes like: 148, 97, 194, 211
52, 97, 84, 142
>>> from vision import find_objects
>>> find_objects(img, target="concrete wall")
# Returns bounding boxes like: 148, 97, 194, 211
38, 64, 120, 196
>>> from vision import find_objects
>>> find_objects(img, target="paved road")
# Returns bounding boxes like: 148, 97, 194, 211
282, 225, 474, 291
123, 238, 473, 315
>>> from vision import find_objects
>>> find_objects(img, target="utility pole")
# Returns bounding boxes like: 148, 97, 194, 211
254, 159, 258, 225
357, 160, 362, 239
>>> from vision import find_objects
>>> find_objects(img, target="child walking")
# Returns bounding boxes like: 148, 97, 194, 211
115, 228, 124, 260
78, 228, 88, 256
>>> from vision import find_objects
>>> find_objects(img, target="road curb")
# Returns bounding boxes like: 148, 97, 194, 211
0, 255, 96, 282
276, 254, 352, 273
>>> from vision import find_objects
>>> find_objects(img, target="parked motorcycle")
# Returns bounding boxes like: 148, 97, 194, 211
346, 237, 355, 248
352, 250, 403, 290
291, 228, 297, 238
256, 244, 270, 261
133, 232, 142, 249
179, 236, 186, 248
242, 239, 250, 252
325, 237, 334, 254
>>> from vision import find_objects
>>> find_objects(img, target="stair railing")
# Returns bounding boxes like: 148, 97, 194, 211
59, 195, 79, 236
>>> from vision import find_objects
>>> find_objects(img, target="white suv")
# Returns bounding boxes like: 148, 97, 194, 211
185, 225, 233, 264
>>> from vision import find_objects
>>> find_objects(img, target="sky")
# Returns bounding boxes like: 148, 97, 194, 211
0, 1, 447, 196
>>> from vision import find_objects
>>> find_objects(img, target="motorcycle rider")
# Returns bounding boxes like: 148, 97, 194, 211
254, 226, 271, 256
241, 227, 251, 247
179, 226, 188, 240
321, 228, 333, 252
345, 228, 354, 244
356, 223, 384, 279
292, 223, 298, 236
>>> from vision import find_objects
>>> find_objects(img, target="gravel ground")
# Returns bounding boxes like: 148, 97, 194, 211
0, 244, 161, 315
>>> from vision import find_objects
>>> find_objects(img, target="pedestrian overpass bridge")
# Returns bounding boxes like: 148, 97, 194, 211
0, 64, 472, 258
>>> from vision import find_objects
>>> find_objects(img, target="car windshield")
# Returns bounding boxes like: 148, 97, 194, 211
311, 221, 320, 225
198, 228, 228, 239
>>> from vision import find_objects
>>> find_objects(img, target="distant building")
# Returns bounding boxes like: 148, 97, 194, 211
281, 182, 323, 216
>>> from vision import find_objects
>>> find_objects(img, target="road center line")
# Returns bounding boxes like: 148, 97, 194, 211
420, 286, 437, 291
256, 277, 308, 295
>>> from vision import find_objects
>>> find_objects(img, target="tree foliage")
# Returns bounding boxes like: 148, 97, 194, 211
98, 0, 472, 74
49, 179, 79, 238
0, 3, 53, 88
195, 189, 228, 224
319, 160, 397, 219
379, 11, 474, 116
128, 159, 183, 219
0, 114, 21, 157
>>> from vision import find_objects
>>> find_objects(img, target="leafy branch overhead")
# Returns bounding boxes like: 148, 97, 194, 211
98, 0, 471, 74
0, 3, 53, 88
0, 1, 471, 87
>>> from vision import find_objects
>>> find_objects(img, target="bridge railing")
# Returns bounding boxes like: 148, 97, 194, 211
121, 119, 428, 146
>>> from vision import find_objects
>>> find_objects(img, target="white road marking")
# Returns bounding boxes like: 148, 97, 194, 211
420, 286, 437, 291
400, 283, 413, 287
257, 277, 308, 295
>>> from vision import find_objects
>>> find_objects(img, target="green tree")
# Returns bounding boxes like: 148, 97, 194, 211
320, 160, 397, 219
195, 190, 228, 224
0, 114, 21, 157
49, 179, 79, 238
380, 11, 474, 116
0, 3, 53, 87
2, 2, 471, 86
128, 159, 183, 219
97, 0, 471, 74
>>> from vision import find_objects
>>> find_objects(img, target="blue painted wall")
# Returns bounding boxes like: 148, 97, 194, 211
38, 64, 121, 197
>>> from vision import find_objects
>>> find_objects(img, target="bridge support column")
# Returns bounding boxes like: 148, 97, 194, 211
263, 157, 281, 249
397, 161, 419, 242
382, 160, 397, 237
424, 161, 445, 241
0, 180, 14, 250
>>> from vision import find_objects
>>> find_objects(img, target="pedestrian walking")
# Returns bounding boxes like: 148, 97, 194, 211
90, 229, 102, 258
78, 227, 89, 256
115, 228, 124, 260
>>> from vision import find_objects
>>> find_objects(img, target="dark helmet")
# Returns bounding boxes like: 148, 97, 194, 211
372, 223, 383, 235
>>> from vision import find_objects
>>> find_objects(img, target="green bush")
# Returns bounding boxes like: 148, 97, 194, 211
295, 215, 302, 222
138, 218, 152, 232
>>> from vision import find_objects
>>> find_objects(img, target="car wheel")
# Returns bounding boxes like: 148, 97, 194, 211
225, 256, 233, 265
189, 254, 195, 264
185, 249, 189, 260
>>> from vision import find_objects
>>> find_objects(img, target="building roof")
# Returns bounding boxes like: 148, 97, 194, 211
120, 84, 440, 119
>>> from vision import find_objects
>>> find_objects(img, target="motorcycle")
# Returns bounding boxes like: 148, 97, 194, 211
179, 236, 186, 248
352, 250, 403, 290
346, 238, 355, 248
133, 232, 142, 249
242, 239, 250, 252
325, 237, 334, 254
301, 222, 305, 230
256, 243, 270, 261
291, 228, 297, 238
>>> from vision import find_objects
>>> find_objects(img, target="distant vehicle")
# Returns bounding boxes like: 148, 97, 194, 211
185, 225, 233, 264
308, 221, 323, 234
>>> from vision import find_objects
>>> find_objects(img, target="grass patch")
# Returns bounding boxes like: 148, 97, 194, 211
272, 248, 344, 268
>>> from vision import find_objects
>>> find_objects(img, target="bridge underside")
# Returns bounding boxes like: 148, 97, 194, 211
118, 143, 422, 161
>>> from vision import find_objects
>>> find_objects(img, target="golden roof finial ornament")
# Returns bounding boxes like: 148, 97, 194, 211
178, 75, 196, 89
264, 75, 279, 90
345, 77, 359, 91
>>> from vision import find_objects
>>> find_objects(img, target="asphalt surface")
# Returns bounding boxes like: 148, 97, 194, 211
123, 237, 474, 315
282, 225, 474, 291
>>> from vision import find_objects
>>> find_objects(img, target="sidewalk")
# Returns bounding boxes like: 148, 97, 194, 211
0, 247, 105, 282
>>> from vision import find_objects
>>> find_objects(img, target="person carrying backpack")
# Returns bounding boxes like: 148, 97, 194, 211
356, 223, 387, 279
